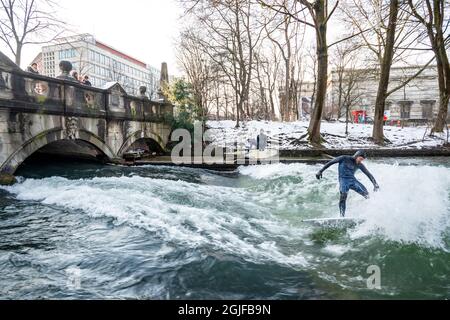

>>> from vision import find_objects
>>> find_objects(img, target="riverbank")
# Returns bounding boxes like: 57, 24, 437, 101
121, 145, 450, 171
207, 120, 449, 150
279, 145, 450, 158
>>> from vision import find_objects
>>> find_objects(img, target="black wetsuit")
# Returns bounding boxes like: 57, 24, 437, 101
318, 156, 378, 217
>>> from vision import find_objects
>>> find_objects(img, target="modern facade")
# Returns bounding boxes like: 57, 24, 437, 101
35, 34, 161, 99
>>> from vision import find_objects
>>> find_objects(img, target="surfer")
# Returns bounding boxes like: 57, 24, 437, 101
315, 150, 379, 217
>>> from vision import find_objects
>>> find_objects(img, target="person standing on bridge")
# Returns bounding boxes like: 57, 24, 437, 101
315, 150, 380, 217
71, 70, 80, 83
82, 75, 92, 86
27, 63, 39, 75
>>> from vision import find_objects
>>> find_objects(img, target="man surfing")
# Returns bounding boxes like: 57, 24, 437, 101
316, 150, 379, 217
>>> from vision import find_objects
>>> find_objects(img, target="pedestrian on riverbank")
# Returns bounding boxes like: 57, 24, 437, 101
257, 129, 268, 151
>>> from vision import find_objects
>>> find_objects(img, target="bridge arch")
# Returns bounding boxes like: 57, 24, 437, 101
118, 130, 166, 156
0, 128, 115, 174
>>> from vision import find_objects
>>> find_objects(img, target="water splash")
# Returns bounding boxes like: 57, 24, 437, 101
1, 160, 449, 299
1, 175, 308, 267
239, 161, 450, 250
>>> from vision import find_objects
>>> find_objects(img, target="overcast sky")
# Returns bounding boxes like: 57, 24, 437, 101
1, 0, 433, 77
0, 0, 184, 75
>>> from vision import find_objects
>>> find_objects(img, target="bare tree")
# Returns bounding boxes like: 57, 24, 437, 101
330, 40, 369, 122
253, 51, 270, 120
259, 44, 280, 120
370, 0, 400, 144
342, 69, 367, 134
407, 0, 450, 133
292, 40, 308, 120
176, 29, 216, 120
179, 0, 266, 127
107, 59, 133, 92
341, 0, 435, 144
299, 43, 318, 118
261, 0, 340, 143
0, 0, 65, 66
300, 0, 339, 143
264, 1, 305, 122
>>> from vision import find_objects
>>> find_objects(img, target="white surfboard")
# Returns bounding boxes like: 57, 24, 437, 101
302, 217, 365, 228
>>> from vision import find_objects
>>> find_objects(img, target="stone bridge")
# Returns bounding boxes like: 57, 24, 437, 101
0, 53, 173, 184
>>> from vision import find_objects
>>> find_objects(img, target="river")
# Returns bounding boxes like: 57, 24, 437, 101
0, 158, 449, 299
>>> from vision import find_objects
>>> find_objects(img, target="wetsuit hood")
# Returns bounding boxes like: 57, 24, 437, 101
353, 150, 367, 159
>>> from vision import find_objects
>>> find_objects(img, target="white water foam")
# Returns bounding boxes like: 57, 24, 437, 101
1, 175, 308, 267
2, 159, 449, 274
348, 163, 450, 250
240, 162, 450, 249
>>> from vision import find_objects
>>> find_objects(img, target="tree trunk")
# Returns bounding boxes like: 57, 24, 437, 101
224, 90, 229, 119
337, 70, 343, 119
431, 1, 450, 133
433, 43, 450, 133
345, 102, 350, 135
290, 65, 297, 121
258, 75, 268, 120
433, 93, 449, 132
216, 93, 220, 120
372, 0, 399, 145
292, 78, 299, 120
268, 86, 275, 121
236, 106, 240, 127
284, 63, 290, 121
235, 89, 240, 127
308, 1, 328, 144
15, 43, 22, 66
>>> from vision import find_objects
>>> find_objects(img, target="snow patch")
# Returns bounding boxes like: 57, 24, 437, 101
207, 120, 447, 150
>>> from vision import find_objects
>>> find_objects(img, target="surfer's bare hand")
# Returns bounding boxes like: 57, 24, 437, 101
374, 184, 380, 192
316, 172, 323, 180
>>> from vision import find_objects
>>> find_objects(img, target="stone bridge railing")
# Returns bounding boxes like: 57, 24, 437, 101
0, 66, 173, 123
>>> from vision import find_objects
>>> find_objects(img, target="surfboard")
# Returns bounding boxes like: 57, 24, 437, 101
302, 217, 365, 228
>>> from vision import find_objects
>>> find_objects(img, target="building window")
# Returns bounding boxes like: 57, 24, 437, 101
421, 101, 435, 119
400, 103, 411, 119
59, 48, 77, 60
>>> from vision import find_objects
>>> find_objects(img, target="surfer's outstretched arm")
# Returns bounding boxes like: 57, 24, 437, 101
360, 164, 379, 191
316, 156, 344, 180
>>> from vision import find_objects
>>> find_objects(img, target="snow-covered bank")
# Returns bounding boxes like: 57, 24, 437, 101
207, 120, 448, 150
